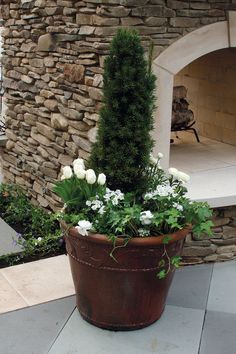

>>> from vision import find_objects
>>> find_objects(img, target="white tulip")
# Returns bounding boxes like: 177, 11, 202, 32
73, 158, 85, 170
75, 168, 86, 180
168, 167, 179, 178
157, 152, 163, 159
73, 164, 86, 179
177, 171, 190, 183
86, 169, 96, 184
62, 166, 73, 179
75, 220, 92, 236
97, 173, 106, 185
150, 154, 158, 165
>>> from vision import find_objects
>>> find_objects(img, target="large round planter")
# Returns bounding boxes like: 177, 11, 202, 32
63, 225, 190, 331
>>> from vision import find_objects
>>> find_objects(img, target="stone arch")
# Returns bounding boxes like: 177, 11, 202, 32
152, 15, 236, 169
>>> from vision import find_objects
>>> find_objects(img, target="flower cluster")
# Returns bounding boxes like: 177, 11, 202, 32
104, 188, 124, 206
54, 153, 212, 243
61, 158, 106, 186
86, 197, 105, 215
144, 184, 176, 200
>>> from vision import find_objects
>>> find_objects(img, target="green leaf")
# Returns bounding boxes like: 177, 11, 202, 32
157, 269, 166, 279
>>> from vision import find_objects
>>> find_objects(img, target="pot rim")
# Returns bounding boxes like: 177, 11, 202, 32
61, 221, 191, 247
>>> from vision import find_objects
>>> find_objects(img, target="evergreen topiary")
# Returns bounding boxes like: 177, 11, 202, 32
89, 29, 156, 195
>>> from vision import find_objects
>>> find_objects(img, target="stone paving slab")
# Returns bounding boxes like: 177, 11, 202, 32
48, 306, 205, 354
0, 272, 28, 313
0, 261, 235, 354
199, 310, 236, 354
167, 263, 213, 310
0, 255, 74, 311
207, 261, 236, 314
0, 217, 23, 256
0, 296, 75, 354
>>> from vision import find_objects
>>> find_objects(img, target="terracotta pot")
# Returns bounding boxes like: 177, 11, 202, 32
63, 224, 190, 331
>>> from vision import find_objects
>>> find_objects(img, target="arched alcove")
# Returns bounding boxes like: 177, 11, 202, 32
152, 15, 236, 206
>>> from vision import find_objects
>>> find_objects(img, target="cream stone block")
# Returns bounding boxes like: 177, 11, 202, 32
0, 272, 27, 314
155, 21, 229, 75
228, 11, 236, 47
1, 255, 74, 306
197, 108, 216, 124
222, 128, 236, 146
203, 123, 222, 141
221, 98, 236, 116
152, 64, 174, 169
216, 112, 236, 130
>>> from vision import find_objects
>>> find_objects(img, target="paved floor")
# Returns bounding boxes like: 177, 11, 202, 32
0, 260, 235, 354
170, 132, 236, 207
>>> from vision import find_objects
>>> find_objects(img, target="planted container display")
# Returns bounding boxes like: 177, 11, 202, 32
54, 29, 212, 330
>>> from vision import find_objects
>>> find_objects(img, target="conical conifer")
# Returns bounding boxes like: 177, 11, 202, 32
89, 29, 156, 194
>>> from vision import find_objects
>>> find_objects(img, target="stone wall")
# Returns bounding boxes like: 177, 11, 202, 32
182, 206, 236, 264
1, 0, 236, 209
175, 48, 236, 146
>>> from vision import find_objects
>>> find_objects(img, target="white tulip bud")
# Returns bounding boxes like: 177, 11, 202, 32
150, 154, 158, 165
62, 166, 73, 179
75, 168, 86, 180
86, 169, 96, 184
157, 152, 163, 159
73, 158, 85, 170
97, 173, 106, 186
168, 167, 179, 178
177, 171, 190, 183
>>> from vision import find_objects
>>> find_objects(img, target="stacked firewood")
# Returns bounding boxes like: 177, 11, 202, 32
172, 86, 194, 130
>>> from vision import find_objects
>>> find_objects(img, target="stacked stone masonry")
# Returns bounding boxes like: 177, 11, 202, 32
183, 206, 236, 264
1, 0, 236, 262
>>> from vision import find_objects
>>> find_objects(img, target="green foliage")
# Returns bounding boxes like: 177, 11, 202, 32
0, 184, 64, 268
53, 176, 105, 213
89, 28, 156, 195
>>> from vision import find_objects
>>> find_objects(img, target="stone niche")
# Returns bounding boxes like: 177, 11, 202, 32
174, 48, 236, 146
1, 0, 236, 263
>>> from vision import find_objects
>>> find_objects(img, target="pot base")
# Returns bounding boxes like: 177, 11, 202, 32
78, 307, 163, 331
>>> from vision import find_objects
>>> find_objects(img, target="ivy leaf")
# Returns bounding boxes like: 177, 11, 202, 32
171, 256, 181, 268
157, 269, 166, 279
163, 235, 172, 244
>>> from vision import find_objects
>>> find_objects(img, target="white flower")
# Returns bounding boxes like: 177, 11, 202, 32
37, 237, 42, 242
140, 211, 154, 225
173, 202, 183, 212
144, 184, 176, 200
74, 165, 86, 179
73, 158, 85, 170
75, 220, 92, 236
104, 188, 124, 205
150, 154, 158, 165
168, 167, 179, 178
86, 169, 96, 184
138, 228, 150, 237
98, 206, 105, 215
177, 171, 190, 183
62, 166, 73, 179
157, 152, 163, 159
97, 173, 106, 186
